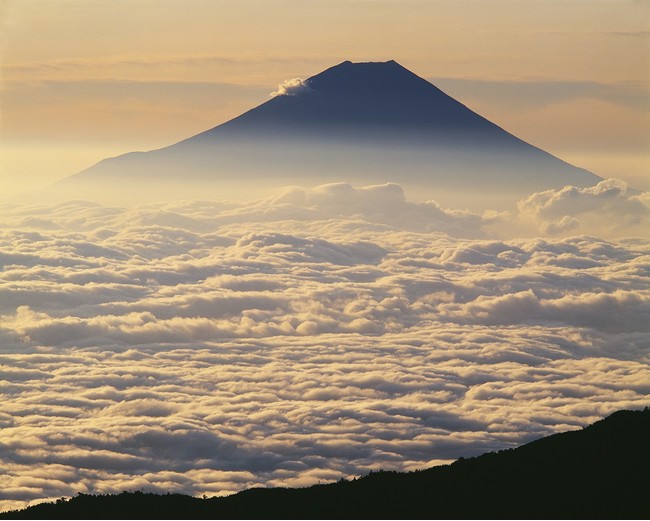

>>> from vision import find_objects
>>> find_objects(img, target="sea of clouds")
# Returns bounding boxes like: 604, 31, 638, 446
0, 179, 648, 511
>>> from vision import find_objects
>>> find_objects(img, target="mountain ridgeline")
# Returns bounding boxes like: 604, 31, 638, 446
56, 60, 600, 208
3, 408, 648, 519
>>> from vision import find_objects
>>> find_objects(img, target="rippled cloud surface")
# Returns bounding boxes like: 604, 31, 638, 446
0, 181, 648, 511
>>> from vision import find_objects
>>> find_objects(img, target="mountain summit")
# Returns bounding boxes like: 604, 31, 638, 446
58, 60, 600, 207
186, 60, 515, 142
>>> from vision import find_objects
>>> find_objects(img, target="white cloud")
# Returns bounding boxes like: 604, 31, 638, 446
270, 78, 311, 97
0, 182, 648, 512
517, 178, 650, 237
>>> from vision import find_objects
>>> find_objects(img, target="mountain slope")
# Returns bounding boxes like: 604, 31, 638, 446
3, 408, 648, 519
55, 61, 600, 208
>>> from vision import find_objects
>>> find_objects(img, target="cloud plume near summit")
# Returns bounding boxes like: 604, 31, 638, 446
0, 180, 648, 511
270, 77, 311, 97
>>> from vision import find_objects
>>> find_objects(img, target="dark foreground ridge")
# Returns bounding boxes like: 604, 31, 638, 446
2, 408, 648, 519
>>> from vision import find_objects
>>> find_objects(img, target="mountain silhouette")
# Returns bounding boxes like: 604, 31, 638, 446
2, 408, 648, 519
56, 61, 600, 207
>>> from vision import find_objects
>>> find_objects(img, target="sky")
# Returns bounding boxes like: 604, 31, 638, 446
0, 0, 649, 513
1, 0, 649, 196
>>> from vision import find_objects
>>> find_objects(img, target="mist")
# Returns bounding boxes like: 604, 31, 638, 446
41, 139, 594, 211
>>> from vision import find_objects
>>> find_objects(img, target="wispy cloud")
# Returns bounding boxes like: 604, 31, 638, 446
603, 30, 650, 39
431, 77, 650, 110
1, 53, 337, 84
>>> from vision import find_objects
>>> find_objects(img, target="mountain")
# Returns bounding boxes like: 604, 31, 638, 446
55, 60, 600, 208
2, 408, 648, 519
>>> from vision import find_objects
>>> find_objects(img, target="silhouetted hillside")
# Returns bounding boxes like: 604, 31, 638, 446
2, 408, 648, 519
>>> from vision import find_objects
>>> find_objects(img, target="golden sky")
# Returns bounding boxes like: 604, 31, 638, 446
1, 0, 648, 195
0, 3, 649, 509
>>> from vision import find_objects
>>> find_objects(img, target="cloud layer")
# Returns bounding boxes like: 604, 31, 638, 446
0, 182, 648, 511
517, 178, 650, 237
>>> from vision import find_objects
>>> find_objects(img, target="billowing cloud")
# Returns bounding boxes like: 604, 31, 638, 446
270, 78, 311, 97
0, 182, 648, 512
517, 178, 650, 237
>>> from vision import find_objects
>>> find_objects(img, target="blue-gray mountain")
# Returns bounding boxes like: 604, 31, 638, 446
58, 60, 600, 207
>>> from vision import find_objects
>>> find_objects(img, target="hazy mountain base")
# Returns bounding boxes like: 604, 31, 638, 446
2, 408, 648, 519
50, 141, 596, 211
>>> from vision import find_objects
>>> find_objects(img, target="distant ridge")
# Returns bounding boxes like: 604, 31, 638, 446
56, 60, 601, 207
3, 408, 648, 519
